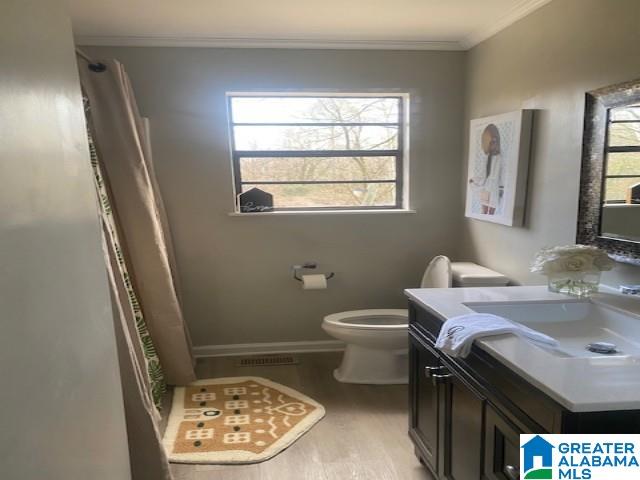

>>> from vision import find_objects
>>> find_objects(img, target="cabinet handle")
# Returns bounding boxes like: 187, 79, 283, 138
504, 465, 520, 480
431, 373, 453, 385
424, 366, 444, 378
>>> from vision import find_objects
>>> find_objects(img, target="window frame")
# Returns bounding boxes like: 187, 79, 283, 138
603, 108, 640, 204
226, 92, 409, 212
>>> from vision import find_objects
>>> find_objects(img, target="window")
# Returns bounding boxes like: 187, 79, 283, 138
604, 104, 640, 204
227, 93, 407, 212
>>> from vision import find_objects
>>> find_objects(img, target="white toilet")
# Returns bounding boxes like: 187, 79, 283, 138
322, 257, 509, 384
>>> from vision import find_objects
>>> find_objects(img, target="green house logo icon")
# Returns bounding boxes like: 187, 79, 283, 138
521, 435, 554, 479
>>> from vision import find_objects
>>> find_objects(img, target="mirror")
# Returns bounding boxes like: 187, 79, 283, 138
601, 103, 640, 241
577, 79, 640, 262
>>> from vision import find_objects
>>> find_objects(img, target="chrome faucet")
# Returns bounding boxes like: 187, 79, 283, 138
620, 285, 640, 295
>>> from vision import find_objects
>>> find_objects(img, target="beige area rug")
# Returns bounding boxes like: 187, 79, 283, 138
162, 377, 325, 464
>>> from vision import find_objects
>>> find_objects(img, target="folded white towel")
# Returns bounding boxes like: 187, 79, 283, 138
435, 313, 559, 358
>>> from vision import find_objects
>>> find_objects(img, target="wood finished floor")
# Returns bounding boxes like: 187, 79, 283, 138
169, 352, 433, 480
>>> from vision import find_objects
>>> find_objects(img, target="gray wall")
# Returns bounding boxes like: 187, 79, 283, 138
84, 0, 640, 349
462, 0, 640, 287
84, 47, 466, 346
602, 205, 640, 242
0, 1, 131, 478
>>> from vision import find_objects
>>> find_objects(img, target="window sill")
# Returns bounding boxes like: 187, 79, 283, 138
603, 204, 640, 209
228, 209, 416, 217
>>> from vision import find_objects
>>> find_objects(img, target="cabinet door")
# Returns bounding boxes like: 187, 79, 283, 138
484, 404, 526, 480
409, 331, 441, 475
439, 369, 485, 480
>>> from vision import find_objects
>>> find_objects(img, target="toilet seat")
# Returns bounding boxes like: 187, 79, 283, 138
323, 309, 408, 331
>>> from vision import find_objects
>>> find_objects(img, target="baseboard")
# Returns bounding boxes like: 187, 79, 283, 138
193, 340, 345, 358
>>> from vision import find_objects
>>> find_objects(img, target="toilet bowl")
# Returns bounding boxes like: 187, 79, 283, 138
322, 257, 509, 385
322, 309, 409, 384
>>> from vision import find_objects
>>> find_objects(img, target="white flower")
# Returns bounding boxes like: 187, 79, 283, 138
593, 254, 615, 271
563, 254, 594, 272
530, 244, 614, 274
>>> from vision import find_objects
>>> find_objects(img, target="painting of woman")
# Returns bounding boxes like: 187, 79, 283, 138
468, 124, 504, 215
465, 110, 533, 226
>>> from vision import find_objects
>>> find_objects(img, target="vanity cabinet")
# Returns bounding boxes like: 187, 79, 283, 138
444, 373, 484, 480
409, 333, 440, 473
484, 404, 524, 480
410, 330, 485, 480
408, 300, 640, 480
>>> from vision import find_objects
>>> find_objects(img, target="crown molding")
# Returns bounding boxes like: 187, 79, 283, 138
75, 0, 552, 52
461, 0, 554, 49
74, 34, 464, 51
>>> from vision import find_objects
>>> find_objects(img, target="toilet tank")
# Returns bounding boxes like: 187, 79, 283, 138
451, 262, 509, 287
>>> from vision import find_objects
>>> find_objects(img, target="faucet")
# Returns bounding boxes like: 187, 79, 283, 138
620, 285, 640, 295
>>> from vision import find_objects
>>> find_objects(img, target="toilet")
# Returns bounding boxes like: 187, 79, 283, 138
323, 309, 409, 384
322, 257, 509, 384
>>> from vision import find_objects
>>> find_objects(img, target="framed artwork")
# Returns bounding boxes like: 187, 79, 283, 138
465, 110, 533, 226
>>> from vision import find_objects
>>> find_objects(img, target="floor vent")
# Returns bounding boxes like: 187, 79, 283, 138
236, 354, 300, 367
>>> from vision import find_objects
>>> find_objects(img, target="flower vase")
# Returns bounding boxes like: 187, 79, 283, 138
546, 270, 601, 297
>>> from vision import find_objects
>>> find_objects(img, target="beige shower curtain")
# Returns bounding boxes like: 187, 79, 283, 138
79, 59, 196, 386
86, 120, 171, 479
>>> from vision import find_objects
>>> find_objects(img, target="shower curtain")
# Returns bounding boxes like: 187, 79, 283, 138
79, 59, 195, 386
88, 128, 172, 480
79, 57, 196, 479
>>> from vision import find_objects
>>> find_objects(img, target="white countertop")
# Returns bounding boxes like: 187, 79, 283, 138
405, 285, 640, 412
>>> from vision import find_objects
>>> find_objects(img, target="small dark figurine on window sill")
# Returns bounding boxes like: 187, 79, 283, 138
238, 187, 274, 213
240, 203, 274, 213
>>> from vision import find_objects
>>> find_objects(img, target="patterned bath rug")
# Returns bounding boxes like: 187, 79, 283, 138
162, 377, 325, 464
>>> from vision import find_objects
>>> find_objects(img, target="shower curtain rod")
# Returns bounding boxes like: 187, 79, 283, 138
75, 47, 107, 72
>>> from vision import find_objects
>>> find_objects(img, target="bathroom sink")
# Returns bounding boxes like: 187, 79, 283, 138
468, 300, 640, 359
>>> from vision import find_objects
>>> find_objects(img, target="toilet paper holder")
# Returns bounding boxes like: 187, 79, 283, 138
292, 262, 335, 282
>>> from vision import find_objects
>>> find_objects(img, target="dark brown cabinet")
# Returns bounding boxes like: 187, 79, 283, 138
409, 300, 640, 480
409, 333, 441, 474
442, 373, 484, 480
484, 405, 523, 480
410, 330, 484, 480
